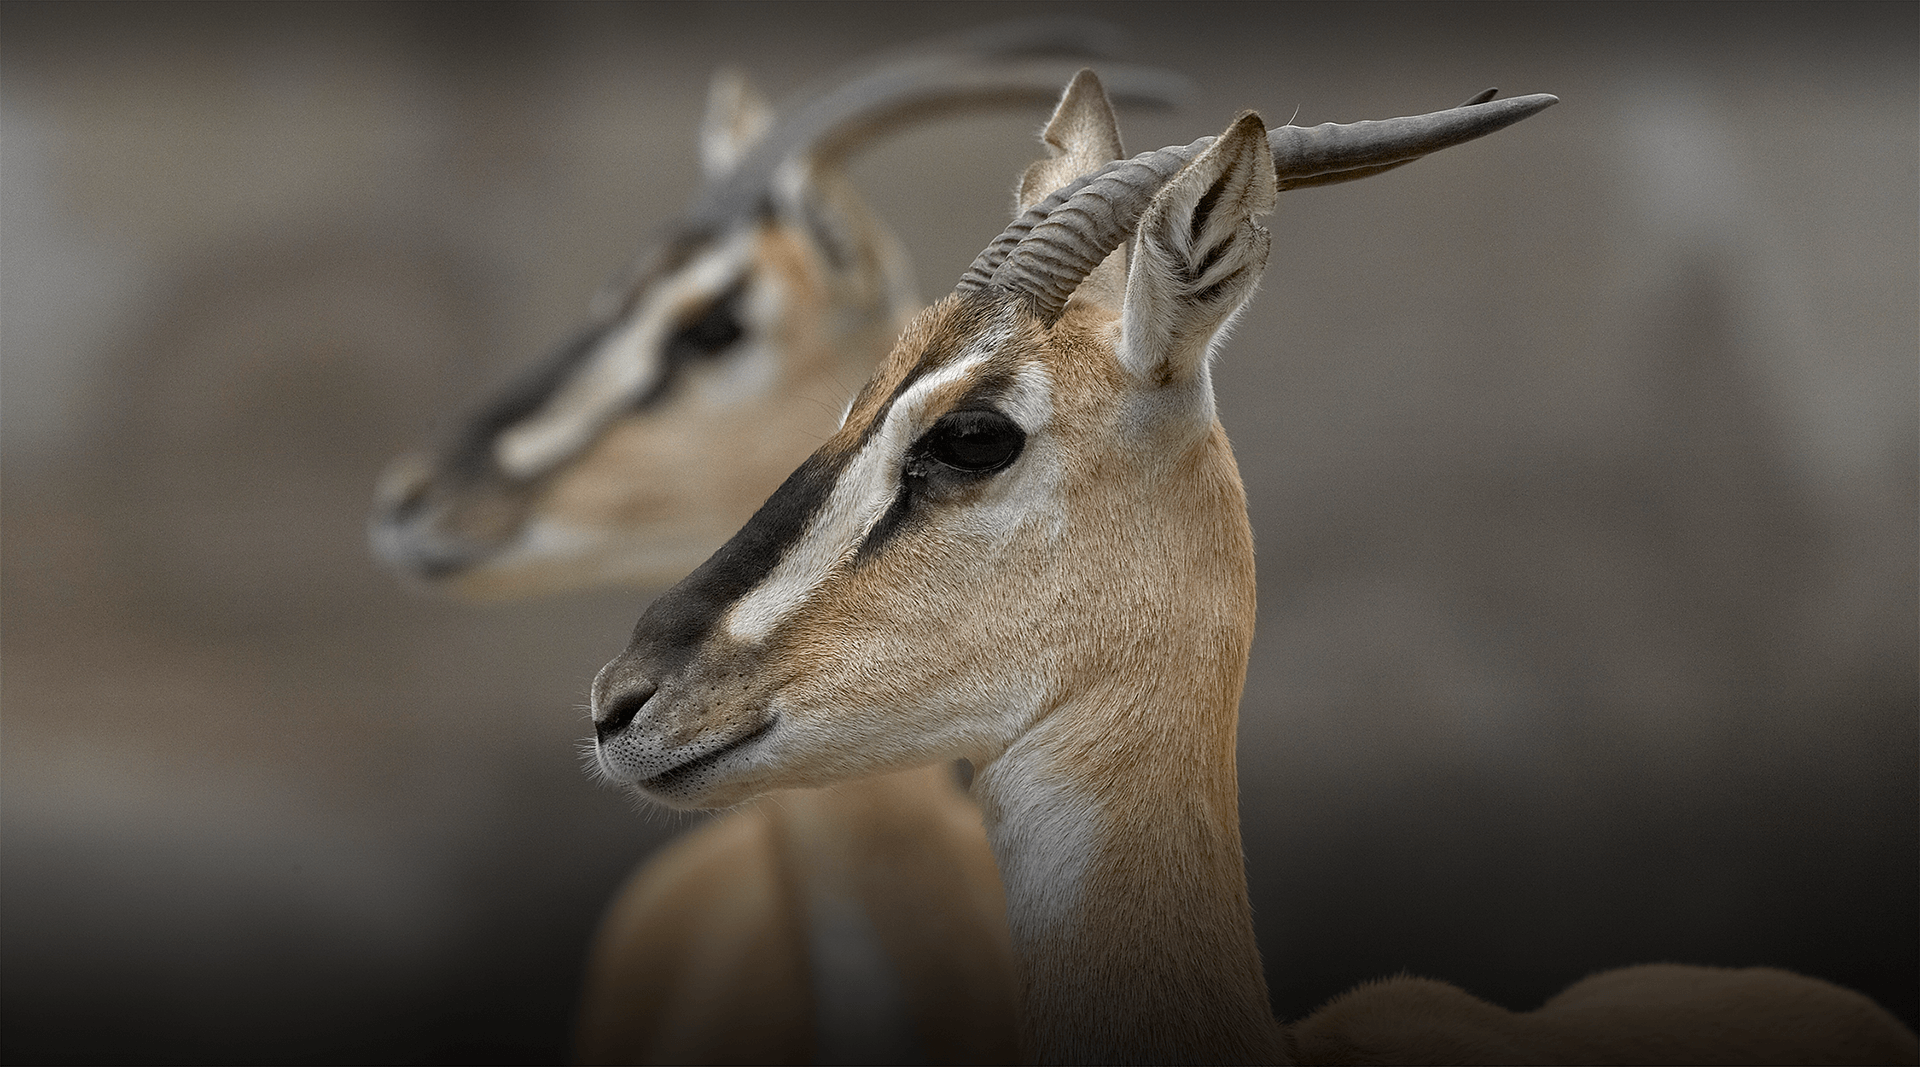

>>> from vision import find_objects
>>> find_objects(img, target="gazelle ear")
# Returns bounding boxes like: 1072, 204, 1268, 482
1020, 70, 1129, 311
700, 68, 775, 179
769, 159, 882, 284
1117, 112, 1276, 390
1019, 69, 1125, 208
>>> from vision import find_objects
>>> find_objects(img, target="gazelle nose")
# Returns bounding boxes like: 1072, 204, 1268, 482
372, 452, 436, 515
366, 494, 489, 580
594, 679, 657, 743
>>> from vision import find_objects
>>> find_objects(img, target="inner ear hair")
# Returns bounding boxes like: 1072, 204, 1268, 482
1119, 113, 1277, 388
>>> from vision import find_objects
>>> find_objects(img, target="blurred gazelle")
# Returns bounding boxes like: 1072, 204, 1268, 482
372, 29, 1188, 1065
588, 72, 1920, 1065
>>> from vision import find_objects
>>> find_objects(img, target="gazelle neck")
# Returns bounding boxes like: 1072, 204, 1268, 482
975, 682, 1281, 1064
972, 423, 1282, 1065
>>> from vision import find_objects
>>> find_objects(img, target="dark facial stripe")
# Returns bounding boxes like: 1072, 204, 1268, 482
625, 296, 1014, 661
444, 247, 755, 491
595, 223, 725, 322
853, 484, 914, 566
446, 321, 616, 483
622, 341, 937, 662
623, 443, 854, 670
635, 278, 751, 409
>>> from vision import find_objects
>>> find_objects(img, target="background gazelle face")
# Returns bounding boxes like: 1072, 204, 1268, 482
370, 176, 912, 600
589, 115, 1282, 809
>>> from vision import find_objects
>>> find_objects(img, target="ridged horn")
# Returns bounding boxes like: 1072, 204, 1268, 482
957, 86, 1559, 322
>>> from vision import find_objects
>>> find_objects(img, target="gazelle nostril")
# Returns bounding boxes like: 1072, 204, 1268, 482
595, 683, 656, 742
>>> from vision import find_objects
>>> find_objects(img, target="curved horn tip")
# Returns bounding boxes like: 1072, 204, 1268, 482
928, 17, 1130, 61
1457, 89, 1561, 115
1498, 92, 1561, 117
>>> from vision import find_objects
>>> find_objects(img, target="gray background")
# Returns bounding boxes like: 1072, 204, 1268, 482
3, 2, 1913, 1061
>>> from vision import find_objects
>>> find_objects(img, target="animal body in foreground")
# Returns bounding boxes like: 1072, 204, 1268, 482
586, 70, 1920, 1065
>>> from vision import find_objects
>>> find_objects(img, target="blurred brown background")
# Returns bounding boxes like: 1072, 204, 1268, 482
3, 2, 1913, 1062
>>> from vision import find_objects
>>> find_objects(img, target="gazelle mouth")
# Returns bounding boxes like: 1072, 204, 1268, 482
367, 509, 490, 583
639, 715, 779, 794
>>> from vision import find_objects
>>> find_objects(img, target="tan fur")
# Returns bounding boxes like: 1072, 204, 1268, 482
588, 85, 1920, 1065
774, 765, 1022, 1065
577, 766, 1018, 1065
575, 804, 812, 1064
494, 227, 888, 600
590, 119, 1286, 1062
421, 196, 909, 602
372, 67, 918, 598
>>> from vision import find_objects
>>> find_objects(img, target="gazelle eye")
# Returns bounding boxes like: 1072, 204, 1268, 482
664, 282, 744, 372
922, 410, 1024, 473
670, 283, 747, 361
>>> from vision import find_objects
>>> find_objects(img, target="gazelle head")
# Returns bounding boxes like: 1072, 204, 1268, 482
369, 34, 1190, 601
587, 75, 1558, 810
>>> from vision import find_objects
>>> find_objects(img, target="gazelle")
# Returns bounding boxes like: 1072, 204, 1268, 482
371, 27, 1186, 600
372, 32, 1186, 1065
586, 72, 1920, 1065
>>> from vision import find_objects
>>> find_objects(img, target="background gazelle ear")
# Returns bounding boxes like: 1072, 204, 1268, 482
1118, 112, 1276, 390
700, 68, 775, 179
1021, 69, 1130, 311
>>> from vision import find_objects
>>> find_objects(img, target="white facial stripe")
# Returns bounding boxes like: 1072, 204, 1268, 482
494, 229, 758, 479
1000, 362, 1053, 433
724, 348, 998, 645
477, 515, 722, 592
495, 313, 665, 478
487, 516, 600, 564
